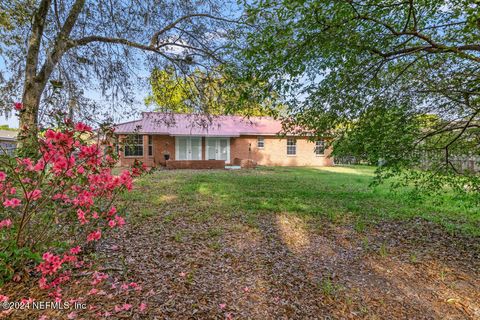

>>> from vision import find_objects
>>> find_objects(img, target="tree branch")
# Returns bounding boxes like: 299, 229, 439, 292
367, 44, 480, 62
69, 35, 223, 64
37, 0, 86, 84
354, 13, 480, 62
24, 0, 52, 84
402, 0, 414, 32
149, 13, 244, 47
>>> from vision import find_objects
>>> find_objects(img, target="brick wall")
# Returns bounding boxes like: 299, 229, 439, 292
152, 135, 175, 166
118, 134, 333, 167
118, 134, 175, 167
230, 135, 334, 166
166, 160, 225, 169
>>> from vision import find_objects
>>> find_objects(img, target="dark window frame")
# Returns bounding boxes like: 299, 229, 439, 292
124, 134, 144, 157
257, 136, 265, 149
287, 138, 296, 156
315, 140, 325, 156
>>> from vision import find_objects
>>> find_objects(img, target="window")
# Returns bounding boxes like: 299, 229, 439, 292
148, 135, 153, 156
257, 137, 265, 149
124, 135, 143, 157
287, 138, 296, 155
315, 140, 325, 155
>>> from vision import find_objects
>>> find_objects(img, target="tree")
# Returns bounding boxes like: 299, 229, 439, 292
145, 67, 280, 116
0, 0, 244, 148
0, 125, 17, 131
242, 0, 480, 193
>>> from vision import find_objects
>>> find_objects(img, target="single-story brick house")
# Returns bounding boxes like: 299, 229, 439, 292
113, 113, 333, 168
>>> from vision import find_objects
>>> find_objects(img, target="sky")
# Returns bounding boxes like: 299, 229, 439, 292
0, 114, 18, 128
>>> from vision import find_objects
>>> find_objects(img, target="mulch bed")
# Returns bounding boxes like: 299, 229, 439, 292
2, 211, 479, 319
99, 212, 479, 319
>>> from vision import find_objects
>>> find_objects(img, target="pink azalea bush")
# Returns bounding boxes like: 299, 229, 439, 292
0, 105, 145, 291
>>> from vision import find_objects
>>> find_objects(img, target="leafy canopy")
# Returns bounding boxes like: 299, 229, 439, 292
242, 0, 480, 194
146, 67, 281, 116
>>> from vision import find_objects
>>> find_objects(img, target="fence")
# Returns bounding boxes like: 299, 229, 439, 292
334, 154, 480, 173
0, 143, 16, 156
333, 156, 361, 165
419, 156, 480, 173
449, 157, 480, 172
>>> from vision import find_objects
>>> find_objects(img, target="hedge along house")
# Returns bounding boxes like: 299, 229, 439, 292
113, 112, 334, 168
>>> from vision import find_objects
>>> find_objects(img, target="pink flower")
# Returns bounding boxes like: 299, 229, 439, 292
87, 230, 101, 242
69, 246, 81, 255
114, 305, 122, 312
13, 102, 23, 111
0, 219, 12, 228
9, 187, 16, 195
0, 295, 8, 302
219, 303, 226, 310
39, 277, 49, 289
21, 158, 34, 170
0, 171, 6, 182
33, 160, 45, 172
20, 297, 34, 304
122, 303, 132, 311
37, 252, 64, 276
3, 198, 21, 208
139, 302, 147, 312
243, 287, 249, 293
115, 215, 125, 227
91, 272, 108, 285
74, 122, 92, 132
108, 219, 116, 228
88, 288, 98, 295
108, 206, 117, 216
67, 311, 77, 319
77, 209, 88, 225
52, 193, 68, 201
21, 177, 31, 184
25, 189, 42, 201
179, 272, 186, 277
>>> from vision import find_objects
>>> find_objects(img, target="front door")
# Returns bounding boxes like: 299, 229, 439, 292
175, 137, 202, 160
206, 138, 230, 163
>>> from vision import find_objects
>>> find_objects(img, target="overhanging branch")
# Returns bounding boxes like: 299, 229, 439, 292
149, 13, 246, 47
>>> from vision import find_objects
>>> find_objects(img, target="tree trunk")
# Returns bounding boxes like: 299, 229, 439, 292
17, 0, 52, 152
18, 83, 43, 153
17, 0, 85, 153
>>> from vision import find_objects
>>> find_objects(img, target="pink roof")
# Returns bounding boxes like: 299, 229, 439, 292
114, 113, 284, 137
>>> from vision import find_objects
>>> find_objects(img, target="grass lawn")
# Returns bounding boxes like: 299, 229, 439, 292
5, 165, 477, 319
128, 165, 479, 236
107, 165, 479, 319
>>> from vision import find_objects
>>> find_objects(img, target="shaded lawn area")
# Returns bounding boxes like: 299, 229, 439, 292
106, 166, 479, 319
149, 165, 479, 236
